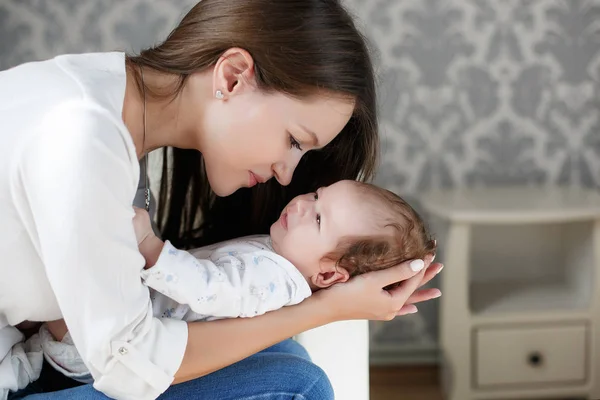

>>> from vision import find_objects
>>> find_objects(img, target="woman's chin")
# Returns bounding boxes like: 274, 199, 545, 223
205, 172, 242, 197
212, 186, 238, 197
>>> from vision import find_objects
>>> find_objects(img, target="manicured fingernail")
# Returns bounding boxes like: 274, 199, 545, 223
408, 306, 418, 314
431, 253, 436, 262
410, 259, 425, 272
437, 264, 444, 274
433, 290, 442, 298
433, 239, 437, 246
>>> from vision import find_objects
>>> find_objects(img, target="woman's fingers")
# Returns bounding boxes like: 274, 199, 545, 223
387, 269, 426, 309
397, 304, 418, 316
406, 288, 441, 305
372, 257, 429, 288
423, 253, 435, 266
418, 262, 444, 289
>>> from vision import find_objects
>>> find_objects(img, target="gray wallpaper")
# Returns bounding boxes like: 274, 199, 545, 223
356, 0, 600, 194
1, 0, 599, 362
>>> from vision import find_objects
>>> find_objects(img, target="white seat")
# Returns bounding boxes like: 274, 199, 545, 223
295, 320, 370, 400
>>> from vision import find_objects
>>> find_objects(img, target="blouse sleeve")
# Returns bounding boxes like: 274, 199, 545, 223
14, 100, 188, 400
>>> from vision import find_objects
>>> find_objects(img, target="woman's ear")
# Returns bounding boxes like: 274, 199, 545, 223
311, 260, 350, 289
212, 47, 256, 99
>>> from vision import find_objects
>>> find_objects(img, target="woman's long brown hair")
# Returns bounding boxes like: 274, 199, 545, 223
127, 0, 379, 249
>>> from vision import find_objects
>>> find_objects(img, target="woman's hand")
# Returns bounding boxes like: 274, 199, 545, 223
313, 254, 441, 321
132, 207, 164, 268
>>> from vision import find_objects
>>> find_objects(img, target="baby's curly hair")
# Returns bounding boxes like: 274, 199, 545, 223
322, 182, 436, 288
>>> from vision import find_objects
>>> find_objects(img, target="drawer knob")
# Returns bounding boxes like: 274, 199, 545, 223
527, 351, 543, 367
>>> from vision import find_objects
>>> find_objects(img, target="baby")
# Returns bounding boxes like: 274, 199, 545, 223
41, 179, 436, 382
139, 179, 436, 322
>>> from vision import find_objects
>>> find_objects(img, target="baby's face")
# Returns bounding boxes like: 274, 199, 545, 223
270, 180, 379, 279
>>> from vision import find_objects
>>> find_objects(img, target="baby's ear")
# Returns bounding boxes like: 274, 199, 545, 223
311, 260, 350, 289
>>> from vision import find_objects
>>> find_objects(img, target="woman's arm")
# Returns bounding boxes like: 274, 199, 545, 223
174, 258, 431, 382
175, 294, 331, 383
18, 102, 188, 400
44, 258, 438, 385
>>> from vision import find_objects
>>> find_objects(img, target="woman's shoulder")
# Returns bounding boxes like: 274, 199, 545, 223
3, 53, 137, 175
50, 52, 127, 118
0, 55, 136, 209
34, 99, 138, 174
1, 52, 127, 120
12, 99, 140, 203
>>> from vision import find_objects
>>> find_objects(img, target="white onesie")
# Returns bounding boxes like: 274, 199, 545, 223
40, 235, 312, 383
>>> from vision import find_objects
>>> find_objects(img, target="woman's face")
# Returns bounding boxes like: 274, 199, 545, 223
185, 49, 355, 197
203, 91, 354, 196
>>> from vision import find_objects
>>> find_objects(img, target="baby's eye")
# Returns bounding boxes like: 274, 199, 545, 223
316, 214, 321, 226
314, 193, 319, 200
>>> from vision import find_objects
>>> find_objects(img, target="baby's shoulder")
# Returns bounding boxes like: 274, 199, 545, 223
189, 235, 274, 259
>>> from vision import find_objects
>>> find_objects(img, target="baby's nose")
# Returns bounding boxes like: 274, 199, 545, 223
297, 199, 314, 217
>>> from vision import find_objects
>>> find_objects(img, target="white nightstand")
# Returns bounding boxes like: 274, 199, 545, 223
419, 187, 600, 400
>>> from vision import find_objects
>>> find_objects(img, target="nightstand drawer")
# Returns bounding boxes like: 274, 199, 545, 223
475, 324, 587, 387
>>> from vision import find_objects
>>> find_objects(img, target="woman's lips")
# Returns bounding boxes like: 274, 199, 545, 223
249, 171, 266, 187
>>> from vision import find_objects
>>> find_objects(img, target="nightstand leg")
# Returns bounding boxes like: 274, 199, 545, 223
440, 223, 472, 400
589, 220, 600, 399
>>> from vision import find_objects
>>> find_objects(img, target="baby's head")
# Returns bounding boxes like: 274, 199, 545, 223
270, 180, 436, 290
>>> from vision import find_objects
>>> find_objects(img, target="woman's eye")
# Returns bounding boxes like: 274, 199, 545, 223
289, 134, 302, 151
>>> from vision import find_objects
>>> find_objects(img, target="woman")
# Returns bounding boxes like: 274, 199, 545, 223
0, 0, 442, 399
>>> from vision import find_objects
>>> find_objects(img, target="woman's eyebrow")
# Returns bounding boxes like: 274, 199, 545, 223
299, 124, 319, 147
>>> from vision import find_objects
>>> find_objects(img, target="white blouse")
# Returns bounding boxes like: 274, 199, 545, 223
0, 52, 188, 400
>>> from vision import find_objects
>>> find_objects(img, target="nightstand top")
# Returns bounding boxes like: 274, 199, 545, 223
418, 186, 600, 224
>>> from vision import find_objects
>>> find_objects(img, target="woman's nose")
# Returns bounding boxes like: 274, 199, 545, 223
273, 153, 302, 186
274, 165, 293, 186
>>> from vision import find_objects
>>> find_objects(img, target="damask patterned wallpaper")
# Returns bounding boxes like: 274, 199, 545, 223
356, 0, 600, 195
1, 0, 599, 362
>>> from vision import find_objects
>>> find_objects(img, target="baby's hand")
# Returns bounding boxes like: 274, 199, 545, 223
133, 207, 154, 245
132, 207, 164, 268
47, 319, 68, 341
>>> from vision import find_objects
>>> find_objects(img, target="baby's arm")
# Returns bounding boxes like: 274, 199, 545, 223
142, 243, 311, 319
134, 208, 311, 318
46, 319, 68, 341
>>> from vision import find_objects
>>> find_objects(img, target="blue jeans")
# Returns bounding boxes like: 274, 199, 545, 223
11, 339, 333, 400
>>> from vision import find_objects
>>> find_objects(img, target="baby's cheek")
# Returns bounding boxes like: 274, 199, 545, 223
279, 241, 309, 269
281, 242, 302, 264
293, 259, 319, 279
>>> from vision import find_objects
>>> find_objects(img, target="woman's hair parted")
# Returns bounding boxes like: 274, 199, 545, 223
323, 183, 437, 288
126, 0, 379, 249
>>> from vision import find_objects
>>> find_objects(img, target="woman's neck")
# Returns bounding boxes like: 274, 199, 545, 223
122, 65, 204, 159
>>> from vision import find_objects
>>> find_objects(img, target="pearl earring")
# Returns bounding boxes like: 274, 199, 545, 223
215, 90, 224, 99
